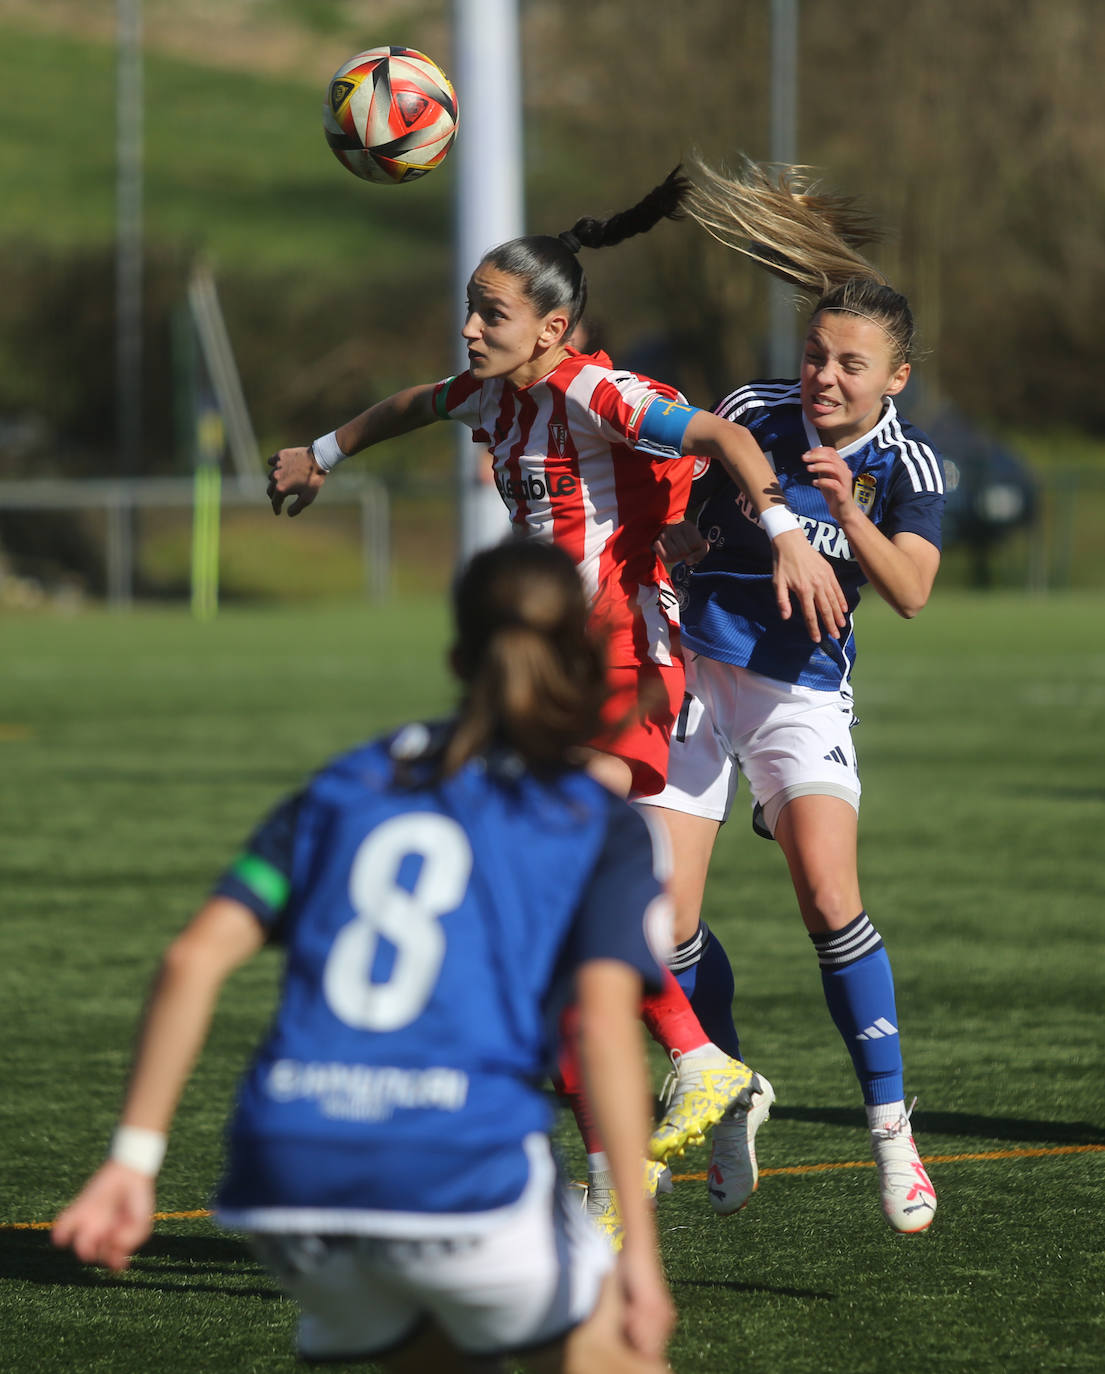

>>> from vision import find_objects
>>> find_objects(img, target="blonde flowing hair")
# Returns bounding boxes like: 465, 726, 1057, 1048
687, 156, 915, 364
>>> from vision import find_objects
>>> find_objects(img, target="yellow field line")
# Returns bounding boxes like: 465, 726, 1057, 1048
6, 1145, 1102, 1231
5, 1209, 213, 1232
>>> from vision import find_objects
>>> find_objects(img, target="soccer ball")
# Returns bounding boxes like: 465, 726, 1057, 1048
323, 46, 458, 185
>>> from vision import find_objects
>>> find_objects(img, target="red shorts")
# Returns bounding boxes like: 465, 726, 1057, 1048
592, 658, 686, 798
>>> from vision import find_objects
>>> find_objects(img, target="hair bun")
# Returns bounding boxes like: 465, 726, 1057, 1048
557, 230, 582, 254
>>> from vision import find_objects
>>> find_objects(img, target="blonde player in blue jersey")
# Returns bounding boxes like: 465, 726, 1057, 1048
641, 159, 943, 1233
53, 541, 676, 1373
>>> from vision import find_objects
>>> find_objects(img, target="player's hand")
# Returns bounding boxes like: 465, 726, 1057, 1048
617, 1239, 675, 1363
267, 446, 326, 517
653, 520, 709, 567
802, 445, 855, 523
52, 1161, 155, 1272
770, 525, 847, 643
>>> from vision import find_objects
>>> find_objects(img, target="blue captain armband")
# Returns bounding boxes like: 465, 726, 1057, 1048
635, 395, 700, 454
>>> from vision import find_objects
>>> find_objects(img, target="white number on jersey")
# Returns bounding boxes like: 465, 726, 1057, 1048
322, 813, 472, 1031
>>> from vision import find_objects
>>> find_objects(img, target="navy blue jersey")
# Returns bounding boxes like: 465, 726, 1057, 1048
675, 381, 945, 690
212, 722, 667, 1232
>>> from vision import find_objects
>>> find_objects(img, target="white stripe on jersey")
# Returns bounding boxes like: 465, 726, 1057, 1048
715, 381, 800, 422
507, 381, 558, 539
719, 383, 945, 496
564, 362, 625, 604
881, 414, 945, 494
500, 373, 618, 611
443, 357, 693, 647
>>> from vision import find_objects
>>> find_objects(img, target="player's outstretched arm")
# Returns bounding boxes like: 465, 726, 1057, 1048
681, 411, 847, 642
52, 898, 264, 1271
576, 959, 674, 1364
267, 383, 439, 517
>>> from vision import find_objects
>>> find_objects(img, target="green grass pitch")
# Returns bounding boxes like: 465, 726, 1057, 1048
1, 591, 1103, 1373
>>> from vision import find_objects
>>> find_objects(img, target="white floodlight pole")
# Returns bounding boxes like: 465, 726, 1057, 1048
768, 0, 798, 378
116, 0, 143, 477
452, 0, 521, 563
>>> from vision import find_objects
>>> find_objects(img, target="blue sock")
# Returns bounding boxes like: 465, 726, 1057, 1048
671, 923, 743, 1061
811, 912, 904, 1107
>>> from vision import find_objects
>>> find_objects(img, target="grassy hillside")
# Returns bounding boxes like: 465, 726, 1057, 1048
2, 12, 1104, 597
0, 22, 455, 277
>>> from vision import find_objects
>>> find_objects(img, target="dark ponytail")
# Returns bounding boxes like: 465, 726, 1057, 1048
480, 166, 691, 335
440, 540, 608, 778
562, 165, 691, 252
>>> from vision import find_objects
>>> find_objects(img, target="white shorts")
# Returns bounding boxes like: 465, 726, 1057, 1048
639, 653, 861, 836
246, 1135, 612, 1362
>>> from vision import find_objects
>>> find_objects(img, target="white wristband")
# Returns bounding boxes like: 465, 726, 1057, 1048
309, 430, 346, 473
759, 506, 801, 540
110, 1125, 167, 1177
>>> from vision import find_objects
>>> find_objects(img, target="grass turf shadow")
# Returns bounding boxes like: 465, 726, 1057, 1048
674, 1277, 834, 1301
771, 1105, 1105, 1145
1, 1228, 282, 1300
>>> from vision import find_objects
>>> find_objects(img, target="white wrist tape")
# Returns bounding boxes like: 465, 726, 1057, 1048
759, 506, 801, 540
110, 1125, 167, 1177
309, 430, 346, 473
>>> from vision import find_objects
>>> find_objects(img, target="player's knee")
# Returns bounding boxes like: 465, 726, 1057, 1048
800, 884, 860, 933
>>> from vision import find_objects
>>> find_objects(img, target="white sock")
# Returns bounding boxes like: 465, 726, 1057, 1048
586, 1150, 609, 1176
866, 1100, 906, 1129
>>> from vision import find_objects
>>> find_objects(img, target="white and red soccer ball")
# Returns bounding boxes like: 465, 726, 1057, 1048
323, 46, 459, 185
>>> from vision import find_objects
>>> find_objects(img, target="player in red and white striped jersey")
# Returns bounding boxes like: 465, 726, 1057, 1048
267, 169, 847, 1238
432, 347, 694, 800
434, 353, 685, 656
268, 170, 844, 798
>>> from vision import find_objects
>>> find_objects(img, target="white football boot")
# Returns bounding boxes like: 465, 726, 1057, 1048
649, 1046, 755, 1162
868, 1099, 937, 1233
706, 1072, 775, 1215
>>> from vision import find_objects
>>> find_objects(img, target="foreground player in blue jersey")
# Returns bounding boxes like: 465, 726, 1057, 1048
53, 541, 675, 1372
642, 160, 943, 1233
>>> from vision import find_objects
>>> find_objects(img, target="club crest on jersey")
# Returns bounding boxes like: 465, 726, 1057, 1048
549, 423, 568, 456
853, 472, 877, 513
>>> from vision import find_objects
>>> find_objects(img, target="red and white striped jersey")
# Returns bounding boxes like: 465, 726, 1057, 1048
432, 349, 697, 665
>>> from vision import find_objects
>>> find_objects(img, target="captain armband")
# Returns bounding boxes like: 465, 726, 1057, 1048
635, 396, 699, 452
